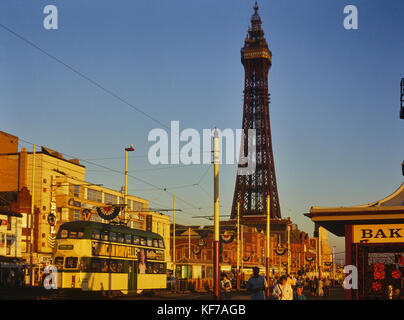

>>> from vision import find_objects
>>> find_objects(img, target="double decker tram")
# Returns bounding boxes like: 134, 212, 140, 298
53, 221, 166, 295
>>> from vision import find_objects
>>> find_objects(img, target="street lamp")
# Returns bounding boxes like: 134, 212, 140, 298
213, 129, 220, 300
29, 144, 36, 286
124, 144, 134, 223
237, 202, 240, 290
266, 195, 271, 297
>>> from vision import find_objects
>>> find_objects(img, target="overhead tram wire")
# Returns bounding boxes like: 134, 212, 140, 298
17, 137, 206, 216
0, 22, 169, 130
8, 141, 233, 225
0, 24, 225, 223
83, 151, 213, 162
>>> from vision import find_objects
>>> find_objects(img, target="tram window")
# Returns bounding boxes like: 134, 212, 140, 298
109, 232, 117, 242
108, 259, 124, 273
125, 234, 132, 244
153, 239, 158, 248
147, 238, 153, 247
117, 233, 124, 243
101, 259, 109, 273
158, 239, 164, 248
69, 231, 78, 238
79, 257, 90, 272
146, 262, 153, 274
146, 262, 164, 274
206, 266, 213, 278
77, 231, 84, 238
60, 229, 68, 238
92, 230, 100, 240
101, 231, 108, 241
54, 257, 64, 268
133, 236, 140, 245
153, 263, 159, 274
116, 260, 124, 273
140, 237, 146, 246
65, 257, 78, 269
91, 258, 103, 272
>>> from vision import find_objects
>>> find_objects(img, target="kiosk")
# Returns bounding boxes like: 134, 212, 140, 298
305, 184, 404, 300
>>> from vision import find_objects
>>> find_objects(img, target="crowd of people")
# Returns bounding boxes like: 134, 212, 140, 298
220, 267, 339, 300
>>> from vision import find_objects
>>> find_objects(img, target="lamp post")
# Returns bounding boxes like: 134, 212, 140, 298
241, 225, 244, 284
332, 246, 336, 280
29, 144, 36, 286
236, 202, 240, 290
319, 229, 322, 279
173, 195, 176, 276
188, 227, 191, 259
287, 224, 291, 275
124, 145, 134, 223
315, 238, 318, 277
213, 129, 220, 300
266, 195, 271, 297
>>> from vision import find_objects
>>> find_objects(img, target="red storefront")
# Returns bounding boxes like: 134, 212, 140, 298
306, 184, 404, 300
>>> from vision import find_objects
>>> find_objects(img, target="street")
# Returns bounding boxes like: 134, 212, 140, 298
0, 286, 346, 300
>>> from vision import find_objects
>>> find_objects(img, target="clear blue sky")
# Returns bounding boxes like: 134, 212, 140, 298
1, 0, 404, 258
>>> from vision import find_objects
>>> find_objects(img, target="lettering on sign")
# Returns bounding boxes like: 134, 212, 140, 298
91, 241, 138, 259
353, 224, 404, 243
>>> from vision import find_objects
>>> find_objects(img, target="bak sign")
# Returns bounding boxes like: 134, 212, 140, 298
353, 224, 404, 244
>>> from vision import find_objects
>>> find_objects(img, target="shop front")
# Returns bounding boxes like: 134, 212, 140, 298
305, 183, 404, 300
349, 224, 404, 299
0, 256, 26, 288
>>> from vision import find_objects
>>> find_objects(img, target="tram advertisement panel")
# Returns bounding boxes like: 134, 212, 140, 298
91, 241, 138, 259
353, 224, 404, 244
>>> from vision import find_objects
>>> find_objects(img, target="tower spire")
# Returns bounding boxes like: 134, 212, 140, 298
230, 3, 281, 227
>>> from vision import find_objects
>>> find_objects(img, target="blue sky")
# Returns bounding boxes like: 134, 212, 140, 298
1, 0, 404, 258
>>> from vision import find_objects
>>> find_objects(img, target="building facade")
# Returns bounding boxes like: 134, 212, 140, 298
0, 187, 27, 287
171, 220, 318, 290
0, 131, 171, 284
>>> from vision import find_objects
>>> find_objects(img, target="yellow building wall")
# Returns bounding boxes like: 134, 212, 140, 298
23, 153, 86, 261
149, 211, 171, 263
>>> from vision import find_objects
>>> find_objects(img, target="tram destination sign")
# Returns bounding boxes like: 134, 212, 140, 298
353, 224, 404, 244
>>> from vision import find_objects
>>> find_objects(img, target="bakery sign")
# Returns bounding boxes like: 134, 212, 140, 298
353, 224, 404, 244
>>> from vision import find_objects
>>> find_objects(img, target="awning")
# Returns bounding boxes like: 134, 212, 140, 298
305, 183, 404, 236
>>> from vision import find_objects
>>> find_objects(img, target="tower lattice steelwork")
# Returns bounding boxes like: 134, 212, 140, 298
230, 2, 281, 226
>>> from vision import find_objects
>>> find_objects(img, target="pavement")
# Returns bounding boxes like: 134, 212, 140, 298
0, 286, 346, 300
116, 287, 346, 300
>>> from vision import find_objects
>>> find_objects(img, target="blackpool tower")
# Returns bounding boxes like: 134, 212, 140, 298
230, 2, 281, 227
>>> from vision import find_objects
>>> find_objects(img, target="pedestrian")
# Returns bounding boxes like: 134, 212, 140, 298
303, 277, 308, 289
294, 284, 307, 300
317, 278, 324, 297
286, 274, 292, 286
220, 273, 232, 300
311, 277, 317, 296
271, 276, 278, 291
324, 277, 331, 297
272, 275, 293, 300
246, 267, 268, 300
291, 275, 297, 288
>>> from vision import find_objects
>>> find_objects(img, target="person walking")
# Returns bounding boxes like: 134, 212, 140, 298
291, 275, 297, 289
271, 276, 279, 292
324, 277, 331, 297
246, 267, 268, 300
272, 275, 293, 300
313, 277, 318, 296
294, 284, 307, 300
220, 273, 232, 300
317, 278, 324, 297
